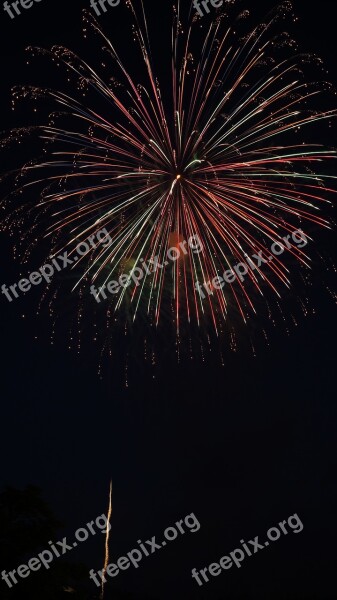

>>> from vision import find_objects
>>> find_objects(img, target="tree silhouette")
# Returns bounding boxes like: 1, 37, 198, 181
0, 486, 88, 599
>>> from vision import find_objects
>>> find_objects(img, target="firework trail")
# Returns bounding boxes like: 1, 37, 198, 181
2, 0, 336, 345
101, 480, 112, 599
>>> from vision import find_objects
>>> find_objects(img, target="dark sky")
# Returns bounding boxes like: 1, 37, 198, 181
0, 1, 337, 599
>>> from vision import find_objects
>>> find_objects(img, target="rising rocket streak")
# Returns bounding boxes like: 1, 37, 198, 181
101, 480, 112, 600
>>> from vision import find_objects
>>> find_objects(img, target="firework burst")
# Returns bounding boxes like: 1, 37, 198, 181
2, 0, 336, 355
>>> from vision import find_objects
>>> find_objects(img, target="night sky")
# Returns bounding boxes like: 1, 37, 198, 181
0, 1, 337, 599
